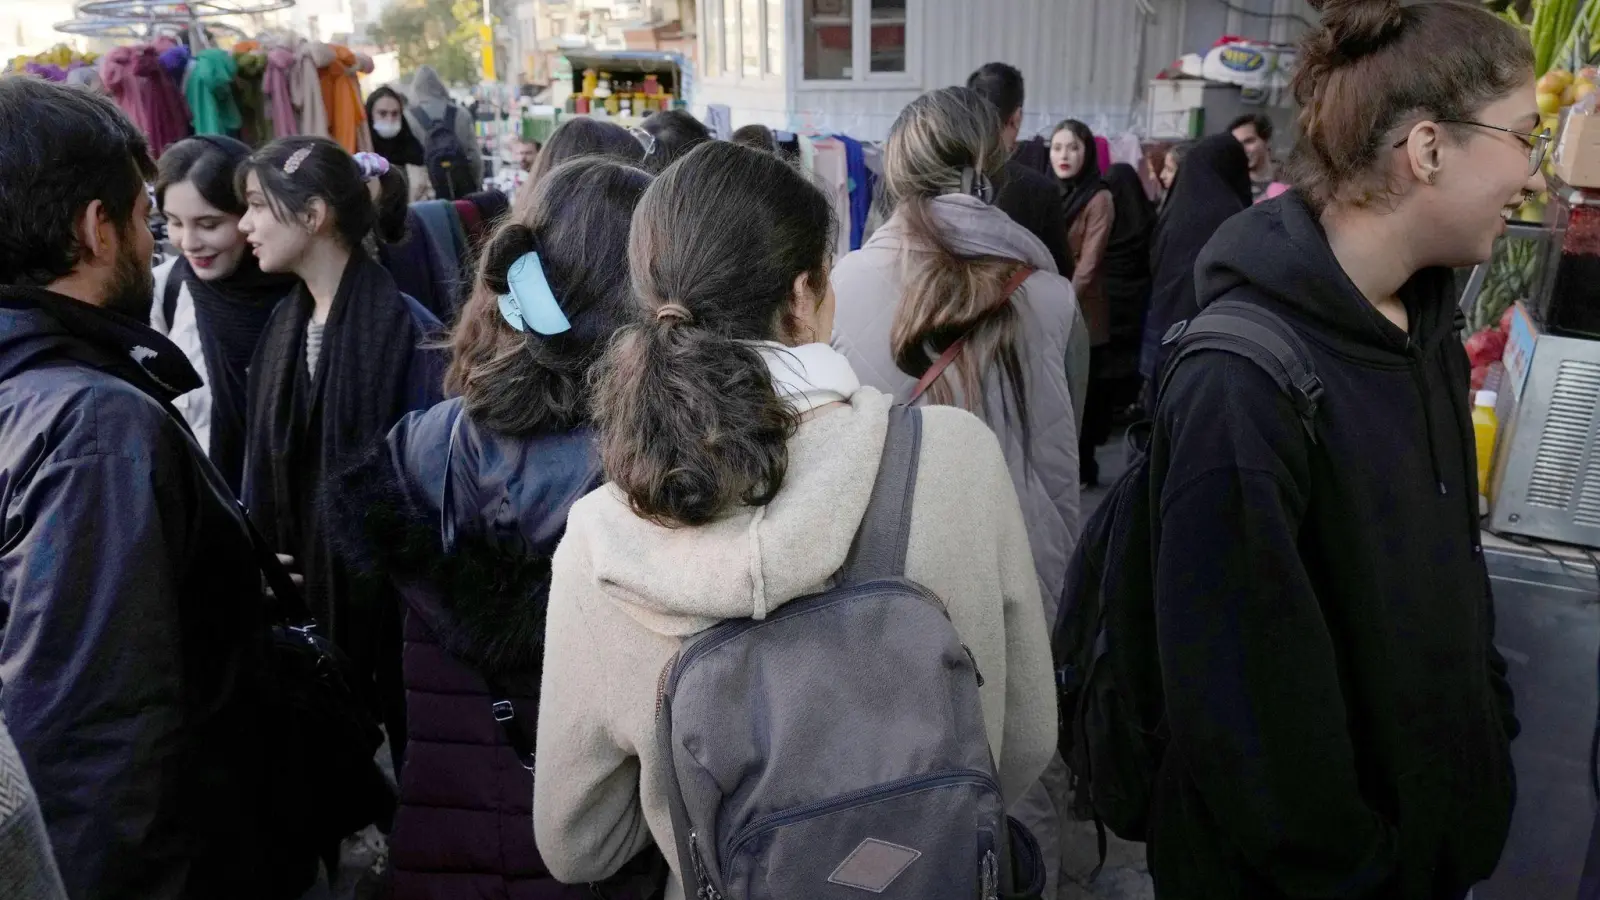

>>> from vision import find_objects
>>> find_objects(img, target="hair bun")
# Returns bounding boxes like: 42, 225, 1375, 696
1308, 0, 1405, 60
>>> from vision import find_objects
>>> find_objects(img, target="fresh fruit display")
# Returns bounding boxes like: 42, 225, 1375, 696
1471, 234, 1542, 333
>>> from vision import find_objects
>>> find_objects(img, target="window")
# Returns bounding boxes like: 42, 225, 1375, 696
702, 0, 781, 81
766, 0, 782, 75
803, 0, 852, 80
741, 0, 761, 76
869, 0, 905, 73
800, 0, 912, 83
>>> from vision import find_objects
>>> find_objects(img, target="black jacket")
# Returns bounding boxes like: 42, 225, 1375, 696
326, 399, 666, 897
994, 158, 1073, 278
0, 286, 267, 900
1147, 193, 1517, 900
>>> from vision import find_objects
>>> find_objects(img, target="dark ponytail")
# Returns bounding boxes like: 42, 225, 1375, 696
374, 164, 410, 244
592, 141, 834, 527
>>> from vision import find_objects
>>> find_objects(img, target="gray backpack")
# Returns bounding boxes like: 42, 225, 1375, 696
657, 406, 1044, 900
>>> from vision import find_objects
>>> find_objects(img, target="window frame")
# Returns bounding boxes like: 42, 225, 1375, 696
700, 0, 785, 85
794, 0, 918, 91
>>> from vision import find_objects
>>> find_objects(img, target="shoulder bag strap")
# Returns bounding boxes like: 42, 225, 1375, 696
162, 267, 182, 333
838, 405, 924, 585
1155, 298, 1323, 441
908, 265, 1035, 405
412, 105, 435, 131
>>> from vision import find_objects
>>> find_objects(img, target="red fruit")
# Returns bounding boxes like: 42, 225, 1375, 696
1465, 328, 1509, 368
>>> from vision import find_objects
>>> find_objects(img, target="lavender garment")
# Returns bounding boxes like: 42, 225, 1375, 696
264, 47, 298, 138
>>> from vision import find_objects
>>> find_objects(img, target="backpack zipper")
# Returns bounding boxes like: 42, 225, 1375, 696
689, 830, 724, 900
719, 769, 1002, 885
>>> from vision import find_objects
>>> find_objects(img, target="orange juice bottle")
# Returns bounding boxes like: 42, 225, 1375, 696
1473, 390, 1499, 502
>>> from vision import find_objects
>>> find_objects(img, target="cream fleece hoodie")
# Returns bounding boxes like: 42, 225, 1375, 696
533, 386, 1058, 893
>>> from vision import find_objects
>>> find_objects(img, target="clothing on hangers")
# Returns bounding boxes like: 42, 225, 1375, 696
186, 48, 242, 136
292, 41, 332, 138
319, 45, 367, 153
264, 45, 298, 139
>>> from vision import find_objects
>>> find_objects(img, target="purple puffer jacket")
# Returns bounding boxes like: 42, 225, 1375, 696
328, 399, 667, 900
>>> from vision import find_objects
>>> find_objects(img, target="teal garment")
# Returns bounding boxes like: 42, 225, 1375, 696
186, 49, 242, 136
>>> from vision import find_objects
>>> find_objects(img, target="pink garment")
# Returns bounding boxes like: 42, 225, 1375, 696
135, 46, 191, 157
1256, 181, 1291, 204
101, 47, 152, 137
808, 136, 851, 263
264, 47, 298, 138
1094, 136, 1111, 176
103, 44, 189, 157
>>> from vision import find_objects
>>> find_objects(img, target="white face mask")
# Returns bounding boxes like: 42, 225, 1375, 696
373, 120, 402, 139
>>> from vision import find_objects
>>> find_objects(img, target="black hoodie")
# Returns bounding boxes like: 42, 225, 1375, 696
1146, 192, 1517, 900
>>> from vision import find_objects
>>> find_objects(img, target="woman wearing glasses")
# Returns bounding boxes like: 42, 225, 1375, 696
1144, 2, 1541, 899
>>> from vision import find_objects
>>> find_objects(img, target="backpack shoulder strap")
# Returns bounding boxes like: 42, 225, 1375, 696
1156, 297, 1323, 442
412, 105, 435, 130
442, 105, 457, 132
839, 405, 923, 585
909, 265, 1034, 404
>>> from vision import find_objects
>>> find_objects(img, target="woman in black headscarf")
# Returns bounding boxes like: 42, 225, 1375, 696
367, 86, 427, 199
153, 136, 297, 495
1140, 132, 1252, 383
1051, 119, 1115, 485
1101, 162, 1158, 414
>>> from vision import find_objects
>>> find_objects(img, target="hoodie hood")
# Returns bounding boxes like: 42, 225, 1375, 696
867, 194, 1060, 275
407, 65, 451, 109
0, 285, 202, 398
572, 388, 893, 637
1196, 190, 1460, 364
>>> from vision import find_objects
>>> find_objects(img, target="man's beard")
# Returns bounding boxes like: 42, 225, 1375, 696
102, 241, 155, 322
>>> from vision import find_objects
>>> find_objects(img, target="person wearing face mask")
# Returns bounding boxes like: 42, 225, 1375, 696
367, 85, 430, 202
0, 75, 271, 900
153, 135, 297, 495
1144, 1, 1541, 897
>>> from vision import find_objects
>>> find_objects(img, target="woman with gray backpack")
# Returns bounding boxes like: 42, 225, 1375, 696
533, 140, 1058, 899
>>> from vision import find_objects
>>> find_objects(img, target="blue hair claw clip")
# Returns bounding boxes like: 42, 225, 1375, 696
498, 252, 571, 336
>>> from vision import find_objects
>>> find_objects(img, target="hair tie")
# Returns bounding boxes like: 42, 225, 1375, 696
353, 151, 391, 181
959, 166, 994, 204
497, 252, 571, 336
655, 303, 693, 325
283, 146, 312, 175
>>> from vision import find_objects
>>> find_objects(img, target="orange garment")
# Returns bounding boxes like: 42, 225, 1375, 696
319, 44, 367, 153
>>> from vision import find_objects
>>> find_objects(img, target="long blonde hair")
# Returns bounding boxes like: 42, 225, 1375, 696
885, 86, 1031, 441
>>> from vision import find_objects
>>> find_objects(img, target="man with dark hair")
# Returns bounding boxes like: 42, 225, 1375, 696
1228, 112, 1277, 201
0, 75, 268, 899
966, 61, 1073, 278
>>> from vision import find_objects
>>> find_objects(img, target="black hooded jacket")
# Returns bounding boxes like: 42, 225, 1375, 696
0, 285, 267, 899
1146, 192, 1517, 900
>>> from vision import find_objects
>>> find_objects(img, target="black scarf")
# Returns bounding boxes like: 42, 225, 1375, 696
1143, 133, 1253, 377
1103, 163, 1156, 284
171, 256, 293, 495
242, 252, 432, 681
366, 87, 426, 169
1057, 125, 1107, 230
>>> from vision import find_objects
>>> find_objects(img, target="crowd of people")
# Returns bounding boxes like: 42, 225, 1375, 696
0, 0, 1550, 898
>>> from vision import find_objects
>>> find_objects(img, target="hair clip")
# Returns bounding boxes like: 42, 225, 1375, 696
353, 151, 391, 181
629, 126, 657, 158
498, 252, 571, 336
283, 146, 312, 175
959, 166, 994, 204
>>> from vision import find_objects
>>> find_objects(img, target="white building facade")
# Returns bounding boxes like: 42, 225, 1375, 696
694, 0, 1319, 141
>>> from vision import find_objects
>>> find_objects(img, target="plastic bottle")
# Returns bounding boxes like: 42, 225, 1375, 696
1473, 390, 1499, 503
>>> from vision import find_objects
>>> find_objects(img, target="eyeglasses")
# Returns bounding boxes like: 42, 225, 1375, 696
1393, 120, 1552, 176
629, 126, 657, 158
